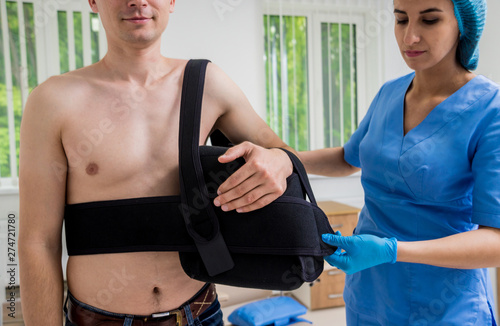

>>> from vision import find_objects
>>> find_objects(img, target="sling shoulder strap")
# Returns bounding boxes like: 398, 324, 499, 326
178, 59, 234, 276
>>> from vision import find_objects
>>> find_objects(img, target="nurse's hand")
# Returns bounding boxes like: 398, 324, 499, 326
322, 233, 398, 274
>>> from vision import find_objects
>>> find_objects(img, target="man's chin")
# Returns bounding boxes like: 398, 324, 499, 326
120, 32, 159, 45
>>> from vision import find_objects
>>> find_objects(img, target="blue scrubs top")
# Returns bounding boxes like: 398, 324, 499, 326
343, 73, 500, 325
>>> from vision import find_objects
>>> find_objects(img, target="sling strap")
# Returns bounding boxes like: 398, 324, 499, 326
178, 59, 234, 276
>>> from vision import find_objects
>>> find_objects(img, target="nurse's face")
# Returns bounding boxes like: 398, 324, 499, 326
393, 0, 461, 72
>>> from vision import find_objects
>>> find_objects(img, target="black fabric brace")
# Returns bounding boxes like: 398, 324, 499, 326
64, 196, 196, 255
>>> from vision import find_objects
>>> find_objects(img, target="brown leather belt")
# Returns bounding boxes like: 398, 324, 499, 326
67, 283, 216, 326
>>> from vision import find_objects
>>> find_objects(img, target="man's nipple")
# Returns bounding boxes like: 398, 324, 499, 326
86, 162, 99, 175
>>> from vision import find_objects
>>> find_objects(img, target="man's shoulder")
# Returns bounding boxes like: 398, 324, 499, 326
26, 67, 97, 120
202, 60, 240, 102
32, 67, 94, 98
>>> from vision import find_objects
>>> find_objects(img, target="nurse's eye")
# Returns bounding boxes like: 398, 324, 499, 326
423, 19, 439, 25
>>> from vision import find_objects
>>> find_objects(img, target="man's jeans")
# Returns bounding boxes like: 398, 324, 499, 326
64, 291, 223, 326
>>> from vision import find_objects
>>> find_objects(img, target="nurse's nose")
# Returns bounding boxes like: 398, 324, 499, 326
403, 21, 421, 46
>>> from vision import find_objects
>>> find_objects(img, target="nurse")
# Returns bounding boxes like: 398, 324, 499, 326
299, 0, 500, 324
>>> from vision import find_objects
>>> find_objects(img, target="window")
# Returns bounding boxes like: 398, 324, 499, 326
321, 21, 358, 148
263, 2, 369, 151
0, 0, 104, 187
0, 1, 37, 182
264, 15, 309, 151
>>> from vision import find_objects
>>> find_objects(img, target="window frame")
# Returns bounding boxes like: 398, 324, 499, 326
262, 2, 371, 151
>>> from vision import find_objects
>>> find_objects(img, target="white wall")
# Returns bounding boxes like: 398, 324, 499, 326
477, 0, 500, 84
163, 0, 266, 117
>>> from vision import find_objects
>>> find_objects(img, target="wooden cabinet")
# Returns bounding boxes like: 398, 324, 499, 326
293, 201, 360, 310
317, 201, 359, 238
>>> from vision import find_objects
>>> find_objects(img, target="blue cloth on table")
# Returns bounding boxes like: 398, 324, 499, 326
228, 297, 311, 326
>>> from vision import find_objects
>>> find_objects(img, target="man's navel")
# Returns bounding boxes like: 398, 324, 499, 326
86, 162, 99, 175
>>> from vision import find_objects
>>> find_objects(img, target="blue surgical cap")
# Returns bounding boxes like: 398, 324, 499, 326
451, 0, 487, 71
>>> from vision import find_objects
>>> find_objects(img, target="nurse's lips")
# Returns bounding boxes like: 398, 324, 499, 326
405, 50, 426, 58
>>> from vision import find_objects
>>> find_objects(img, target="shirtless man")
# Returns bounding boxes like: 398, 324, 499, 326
18, 0, 294, 325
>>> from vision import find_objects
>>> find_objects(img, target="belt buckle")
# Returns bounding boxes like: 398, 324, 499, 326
151, 309, 182, 326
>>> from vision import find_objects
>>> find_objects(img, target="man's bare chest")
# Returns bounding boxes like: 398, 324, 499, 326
63, 91, 177, 164
61, 85, 220, 198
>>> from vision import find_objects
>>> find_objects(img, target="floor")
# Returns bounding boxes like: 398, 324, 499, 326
221, 300, 347, 325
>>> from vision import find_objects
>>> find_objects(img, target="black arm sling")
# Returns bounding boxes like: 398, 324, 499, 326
177, 59, 336, 290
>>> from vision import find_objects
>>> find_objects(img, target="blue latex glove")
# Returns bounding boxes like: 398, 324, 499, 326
322, 233, 397, 275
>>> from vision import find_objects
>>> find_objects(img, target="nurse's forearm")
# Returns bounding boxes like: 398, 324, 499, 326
298, 148, 360, 177
397, 226, 500, 269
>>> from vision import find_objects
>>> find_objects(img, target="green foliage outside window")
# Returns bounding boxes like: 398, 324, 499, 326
24, 2, 37, 88
0, 84, 13, 178
0, 3, 7, 177
0, 1, 36, 178
264, 15, 309, 151
322, 22, 358, 148
58, 11, 69, 74
74, 12, 84, 69
90, 13, 100, 64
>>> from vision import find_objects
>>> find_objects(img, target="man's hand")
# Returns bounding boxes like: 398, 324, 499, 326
322, 233, 398, 275
213, 142, 293, 213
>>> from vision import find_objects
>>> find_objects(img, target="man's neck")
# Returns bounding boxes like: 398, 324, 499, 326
99, 41, 170, 86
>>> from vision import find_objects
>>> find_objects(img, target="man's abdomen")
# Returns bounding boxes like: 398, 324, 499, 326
66, 251, 205, 315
